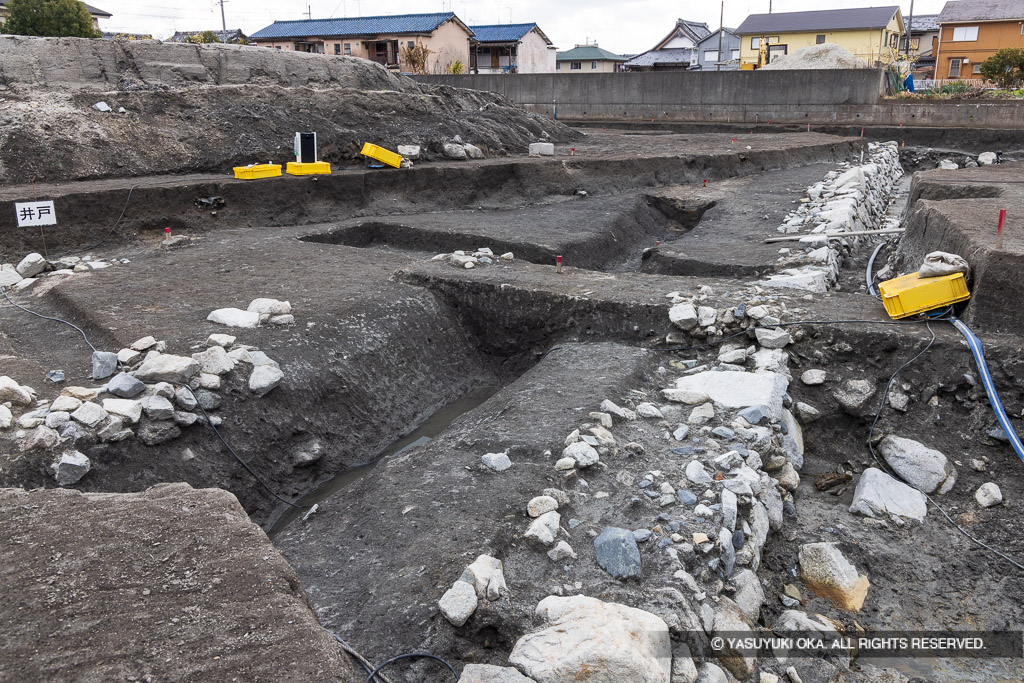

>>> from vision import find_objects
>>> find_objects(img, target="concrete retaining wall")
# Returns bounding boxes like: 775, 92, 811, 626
415, 71, 1024, 128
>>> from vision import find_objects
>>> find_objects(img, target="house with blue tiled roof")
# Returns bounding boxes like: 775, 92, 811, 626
468, 23, 556, 74
250, 12, 474, 74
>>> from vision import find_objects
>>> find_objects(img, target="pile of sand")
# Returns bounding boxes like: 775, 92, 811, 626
761, 43, 871, 70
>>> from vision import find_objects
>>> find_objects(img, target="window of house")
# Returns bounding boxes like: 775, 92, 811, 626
344, 43, 351, 55
591, 61, 597, 69
704, 50, 718, 62
750, 36, 778, 49
952, 26, 979, 41
275, 46, 281, 50
408, 41, 415, 49
815, 34, 825, 44
570, 61, 582, 69
949, 58, 961, 77
973, 64, 982, 74
334, 43, 341, 55
731, 49, 740, 59
556, 62, 561, 69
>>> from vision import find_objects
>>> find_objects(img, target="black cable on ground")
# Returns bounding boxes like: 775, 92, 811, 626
1, 286, 98, 354
330, 633, 392, 683
363, 653, 458, 683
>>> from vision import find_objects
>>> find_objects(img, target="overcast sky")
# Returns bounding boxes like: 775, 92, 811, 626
97, 0, 949, 55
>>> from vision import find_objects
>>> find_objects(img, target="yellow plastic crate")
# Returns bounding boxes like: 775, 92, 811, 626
287, 161, 332, 176
233, 163, 282, 180
361, 142, 403, 169
879, 271, 970, 319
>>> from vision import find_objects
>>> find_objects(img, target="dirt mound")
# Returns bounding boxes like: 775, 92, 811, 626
0, 483, 363, 682
761, 43, 871, 70
0, 36, 578, 182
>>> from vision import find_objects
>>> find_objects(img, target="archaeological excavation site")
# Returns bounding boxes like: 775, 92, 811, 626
1, 37, 1023, 683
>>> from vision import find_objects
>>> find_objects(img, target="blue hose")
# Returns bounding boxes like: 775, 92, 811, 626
949, 316, 1024, 463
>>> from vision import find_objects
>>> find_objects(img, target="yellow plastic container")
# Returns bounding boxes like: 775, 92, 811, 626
233, 163, 282, 180
360, 142, 403, 169
287, 161, 332, 176
879, 271, 970, 319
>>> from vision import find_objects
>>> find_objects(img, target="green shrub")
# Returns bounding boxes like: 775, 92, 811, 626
979, 48, 1024, 89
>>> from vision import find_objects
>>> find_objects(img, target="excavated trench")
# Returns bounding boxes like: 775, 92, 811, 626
3, 128, 1022, 682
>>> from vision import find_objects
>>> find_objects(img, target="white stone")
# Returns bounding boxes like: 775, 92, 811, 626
528, 142, 554, 156
207, 307, 260, 328
15, 253, 47, 278
636, 402, 664, 419
528, 495, 559, 517
688, 403, 715, 425
801, 369, 826, 385
0, 404, 11, 429
134, 353, 200, 384
600, 399, 634, 420
249, 365, 284, 396
92, 101, 111, 112
117, 348, 142, 365
0, 264, 25, 288
562, 441, 599, 467
662, 389, 711, 405
270, 314, 294, 325
0, 376, 33, 405
754, 327, 792, 349
850, 468, 928, 521
975, 482, 1002, 508
482, 451, 512, 472
673, 370, 788, 421
798, 542, 869, 612
669, 302, 699, 330
247, 298, 291, 315
547, 540, 577, 562
555, 457, 576, 470
509, 595, 671, 683
198, 373, 221, 390
50, 395, 82, 413
140, 395, 175, 420
192, 345, 235, 376
206, 333, 236, 347
878, 435, 956, 495
978, 152, 997, 166
685, 460, 713, 486
102, 398, 143, 424
938, 159, 958, 170
130, 336, 158, 351
70, 401, 108, 428
461, 554, 507, 601
397, 144, 421, 159
525, 511, 560, 546
438, 580, 478, 627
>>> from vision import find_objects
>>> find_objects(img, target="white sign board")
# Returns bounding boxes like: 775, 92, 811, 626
15, 201, 57, 227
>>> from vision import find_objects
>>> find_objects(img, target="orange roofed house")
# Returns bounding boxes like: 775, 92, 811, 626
934, 0, 1024, 80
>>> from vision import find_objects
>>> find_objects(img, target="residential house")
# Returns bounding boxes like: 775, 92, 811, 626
624, 18, 711, 71
250, 12, 473, 74
694, 28, 741, 71
102, 32, 154, 41
555, 44, 627, 73
0, 0, 110, 29
169, 30, 248, 44
468, 23, 556, 74
735, 6, 905, 68
935, 0, 1024, 80
905, 14, 940, 77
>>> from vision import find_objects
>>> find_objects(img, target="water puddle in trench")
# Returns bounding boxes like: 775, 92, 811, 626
267, 385, 500, 538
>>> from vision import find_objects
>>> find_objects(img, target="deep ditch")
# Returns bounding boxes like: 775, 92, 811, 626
1, 129, 1022, 683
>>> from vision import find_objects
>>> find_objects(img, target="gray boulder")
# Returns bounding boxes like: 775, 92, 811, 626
594, 526, 642, 579
107, 372, 145, 398
134, 354, 200, 383
457, 664, 533, 683
140, 395, 175, 420
438, 579, 477, 627
833, 379, 876, 416
191, 346, 235, 376
16, 253, 47, 278
70, 401, 108, 428
878, 435, 956, 495
91, 351, 119, 380
850, 468, 928, 520
137, 420, 181, 446
249, 365, 284, 396
754, 327, 792, 349
51, 450, 90, 485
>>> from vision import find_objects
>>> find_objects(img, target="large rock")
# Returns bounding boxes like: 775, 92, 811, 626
192, 346, 235, 376
23, 425, 60, 452
207, 307, 260, 328
832, 379, 876, 416
16, 252, 47, 278
798, 542, 869, 612
249, 365, 284, 396
0, 376, 33, 405
671, 371, 788, 421
528, 142, 554, 157
0, 404, 12, 429
594, 526, 642, 579
102, 398, 143, 424
141, 395, 175, 421
134, 354, 200, 384
850, 468, 928, 521
563, 441, 599, 468
730, 569, 765, 622
438, 579, 478, 627
51, 450, 90, 485
137, 420, 182, 446
712, 596, 756, 680
877, 435, 956, 495
70, 401, 108, 428
754, 327, 792, 349
458, 664, 534, 683
107, 372, 146, 398
460, 554, 507, 601
525, 511, 560, 546
509, 595, 671, 683
669, 303, 699, 330
91, 351, 118, 380
0, 264, 24, 287
247, 298, 291, 316
975, 482, 1002, 508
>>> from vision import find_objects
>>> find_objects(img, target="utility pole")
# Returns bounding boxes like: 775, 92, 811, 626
716, 1, 724, 71
905, 0, 915, 53
218, 0, 227, 31
305, 5, 312, 20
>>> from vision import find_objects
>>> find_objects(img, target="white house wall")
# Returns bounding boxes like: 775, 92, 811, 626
517, 30, 556, 73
